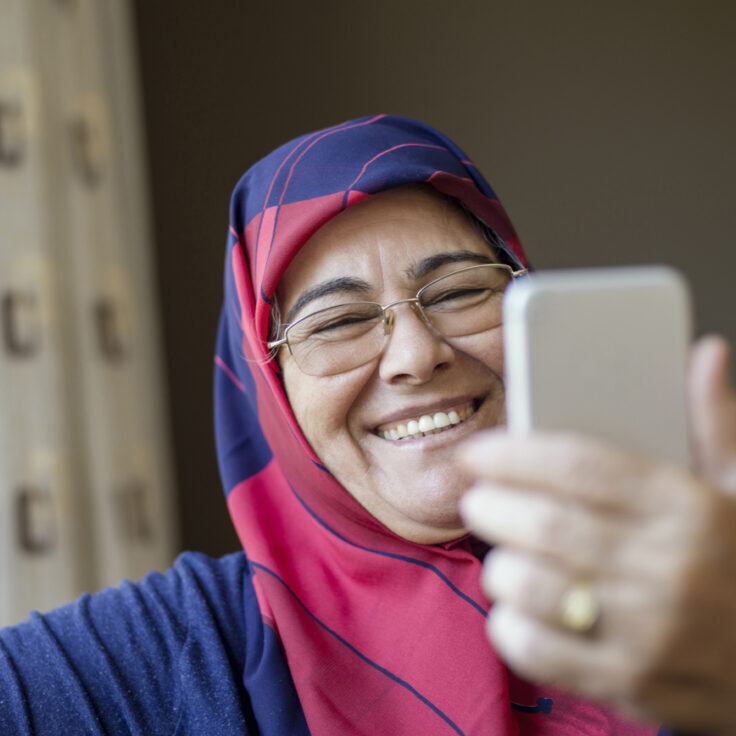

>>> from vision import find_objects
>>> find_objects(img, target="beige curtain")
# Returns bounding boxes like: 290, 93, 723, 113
0, 0, 176, 626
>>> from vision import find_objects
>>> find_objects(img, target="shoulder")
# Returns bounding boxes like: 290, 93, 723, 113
137, 550, 252, 614
95, 550, 255, 661
0, 551, 260, 735
73, 550, 253, 640
1, 551, 253, 659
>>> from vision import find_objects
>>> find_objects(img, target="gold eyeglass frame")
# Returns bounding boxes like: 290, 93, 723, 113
266, 263, 528, 360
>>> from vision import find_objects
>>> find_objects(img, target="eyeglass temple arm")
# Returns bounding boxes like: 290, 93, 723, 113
267, 336, 287, 350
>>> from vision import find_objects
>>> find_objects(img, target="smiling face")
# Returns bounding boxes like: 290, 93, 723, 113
277, 186, 506, 544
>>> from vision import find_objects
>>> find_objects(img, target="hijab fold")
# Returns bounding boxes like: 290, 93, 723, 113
214, 114, 656, 735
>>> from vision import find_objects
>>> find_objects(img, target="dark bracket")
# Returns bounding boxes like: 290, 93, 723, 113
69, 116, 102, 186
2, 290, 40, 357
115, 479, 153, 542
0, 100, 25, 167
93, 298, 127, 361
16, 486, 58, 554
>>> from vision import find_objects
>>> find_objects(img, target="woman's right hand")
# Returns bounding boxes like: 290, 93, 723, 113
459, 336, 736, 733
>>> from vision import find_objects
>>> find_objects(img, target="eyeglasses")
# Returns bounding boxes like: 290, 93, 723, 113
267, 263, 528, 376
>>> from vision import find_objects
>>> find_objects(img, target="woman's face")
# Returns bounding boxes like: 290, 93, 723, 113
278, 186, 506, 544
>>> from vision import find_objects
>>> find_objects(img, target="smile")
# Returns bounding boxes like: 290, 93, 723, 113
376, 401, 477, 440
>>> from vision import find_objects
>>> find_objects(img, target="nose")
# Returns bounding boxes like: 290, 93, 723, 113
378, 301, 455, 385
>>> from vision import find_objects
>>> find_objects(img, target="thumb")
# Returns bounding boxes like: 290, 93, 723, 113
688, 335, 736, 491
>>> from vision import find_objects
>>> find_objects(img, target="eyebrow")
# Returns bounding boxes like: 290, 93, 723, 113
286, 277, 372, 324
405, 250, 495, 281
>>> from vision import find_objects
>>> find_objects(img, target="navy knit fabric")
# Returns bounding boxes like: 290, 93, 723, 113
0, 552, 310, 735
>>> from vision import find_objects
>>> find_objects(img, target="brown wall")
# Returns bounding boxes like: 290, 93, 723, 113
133, 1, 736, 556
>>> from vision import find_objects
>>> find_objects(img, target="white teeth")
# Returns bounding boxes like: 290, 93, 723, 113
434, 412, 451, 428
379, 403, 476, 440
418, 415, 434, 433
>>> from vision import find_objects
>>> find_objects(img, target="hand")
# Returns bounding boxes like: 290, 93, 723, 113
458, 336, 736, 733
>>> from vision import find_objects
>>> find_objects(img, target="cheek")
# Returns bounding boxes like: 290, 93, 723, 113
491, 331, 505, 376
450, 328, 505, 376
481, 328, 505, 373
282, 361, 374, 448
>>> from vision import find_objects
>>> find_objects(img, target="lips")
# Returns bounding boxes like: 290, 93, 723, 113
375, 400, 477, 440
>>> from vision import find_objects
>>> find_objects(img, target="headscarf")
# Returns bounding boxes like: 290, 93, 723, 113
214, 114, 657, 735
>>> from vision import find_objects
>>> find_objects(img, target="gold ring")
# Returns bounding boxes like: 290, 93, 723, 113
559, 581, 599, 633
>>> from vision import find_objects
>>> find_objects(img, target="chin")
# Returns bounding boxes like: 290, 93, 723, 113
384, 471, 469, 528
391, 513, 468, 545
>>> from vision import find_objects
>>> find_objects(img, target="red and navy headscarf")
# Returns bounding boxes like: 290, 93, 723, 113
214, 115, 657, 735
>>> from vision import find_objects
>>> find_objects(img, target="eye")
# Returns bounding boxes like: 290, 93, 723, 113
290, 304, 383, 343
424, 286, 494, 310
312, 313, 374, 335
433, 286, 489, 302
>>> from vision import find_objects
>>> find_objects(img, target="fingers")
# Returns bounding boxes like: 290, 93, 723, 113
481, 546, 669, 642
688, 335, 736, 490
458, 430, 661, 513
461, 484, 626, 571
490, 598, 735, 733
487, 604, 629, 699
482, 548, 596, 626
453, 340, 736, 729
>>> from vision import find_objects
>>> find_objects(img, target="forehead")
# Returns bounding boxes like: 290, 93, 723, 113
277, 186, 491, 312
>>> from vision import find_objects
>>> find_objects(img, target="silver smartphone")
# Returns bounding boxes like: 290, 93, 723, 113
503, 266, 693, 466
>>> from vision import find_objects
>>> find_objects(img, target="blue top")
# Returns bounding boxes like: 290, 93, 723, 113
0, 551, 690, 735
0, 552, 310, 735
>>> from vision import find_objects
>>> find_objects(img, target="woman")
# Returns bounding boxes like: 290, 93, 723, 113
217, 114, 668, 732
1, 114, 732, 734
